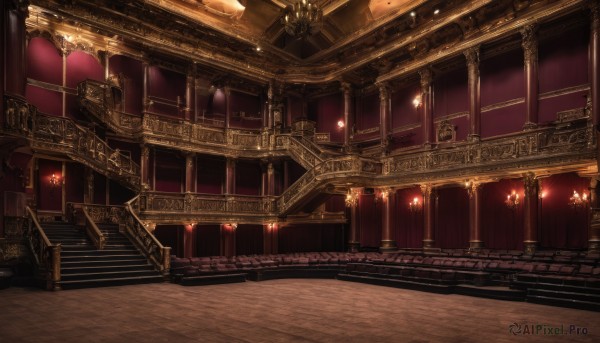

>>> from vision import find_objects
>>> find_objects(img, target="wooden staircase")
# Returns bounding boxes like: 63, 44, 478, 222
42, 222, 164, 290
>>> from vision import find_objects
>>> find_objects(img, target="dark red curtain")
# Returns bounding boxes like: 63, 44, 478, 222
236, 224, 264, 256
197, 155, 224, 194
154, 150, 183, 193
359, 194, 382, 248
435, 187, 469, 249
154, 225, 182, 257
278, 224, 344, 253
395, 187, 424, 248
196, 225, 221, 257
539, 173, 589, 249
481, 179, 524, 250
235, 160, 261, 195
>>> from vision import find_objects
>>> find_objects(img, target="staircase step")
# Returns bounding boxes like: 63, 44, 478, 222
62, 249, 140, 256
61, 270, 160, 282
61, 259, 150, 268
61, 264, 155, 274
61, 254, 147, 262
58, 275, 164, 290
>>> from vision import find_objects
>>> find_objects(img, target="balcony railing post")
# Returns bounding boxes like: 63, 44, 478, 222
50, 244, 61, 291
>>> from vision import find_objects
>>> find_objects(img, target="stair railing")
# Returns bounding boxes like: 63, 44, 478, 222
24, 206, 61, 290
66, 203, 106, 250
124, 195, 171, 275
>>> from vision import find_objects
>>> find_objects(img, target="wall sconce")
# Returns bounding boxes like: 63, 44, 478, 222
230, 223, 238, 230
569, 190, 588, 208
412, 95, 422, 108
345, 189, 360, 207
505, 190, 520, 209
49, 173, 61, 188
409, 197, 422, 212
337, 120, 345, 129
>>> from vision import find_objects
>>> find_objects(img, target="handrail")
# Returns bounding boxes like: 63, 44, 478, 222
24, 206, 61, 291
81, 207, 106, 250
124, 195, 171, 274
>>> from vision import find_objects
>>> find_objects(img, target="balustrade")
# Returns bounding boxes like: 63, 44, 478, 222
25, 207, 61, 291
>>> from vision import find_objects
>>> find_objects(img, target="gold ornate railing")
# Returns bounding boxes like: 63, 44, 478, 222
124, 196, 171, 274
66, 203, 106, 250
137, 191, 277, 216
3, 95, 141, 191
77, 79, 143, 136
24, 206, 61, 291
382, 123, 595, 181
278, 155, 382, 215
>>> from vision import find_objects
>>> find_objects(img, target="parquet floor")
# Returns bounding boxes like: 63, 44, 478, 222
0, 279, 598, 343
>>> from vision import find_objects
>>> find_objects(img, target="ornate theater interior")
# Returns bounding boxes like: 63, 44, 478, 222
1, 0, 600, 339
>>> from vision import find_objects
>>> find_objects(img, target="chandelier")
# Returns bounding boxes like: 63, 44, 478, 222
569, 190, 588, 208
282, 0, 323, 38
408, 197, 422, 212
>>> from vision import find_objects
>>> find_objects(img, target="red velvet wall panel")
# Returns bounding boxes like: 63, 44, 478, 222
539, 90, 588, 124
395, 187, 424, 248
235, 160, 261, 195
539, 173, 589, 249
359, 195, 382, 248
196, 225, 221, 257
109, 55, 144, 115
235, 224, 264, 255
154, 225, 182, 257
356, 92, 379, 130
65, 163, 84, 204
65, 94, 87, 122
148, 66, 185, 101
66, 51, 103, 88
93, 172, 106, 205
481, 103, 525, 138
286, 160, 306, 188
210, 89, 227, 115
435, 187, 469, 249
288, 95, 304, 121
433, 67, 468, 118
391, 81, 420, 127
480, 47, 524, 106
230, 91, 261, 118
37, 159, 62, 211
154, 151, 183, 193
27, 37, 62, 85
325, 195, 345, 212
481, 179, 524, 250
539, 25, 588, 94
196, 156, 224, 194
25, 85, 62, 117
389, 126, 421, 150
313, 93, 344, 143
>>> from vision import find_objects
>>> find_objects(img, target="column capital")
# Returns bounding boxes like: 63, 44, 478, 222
463, 45, 480, 68
521, 24, 538, 65
591, 0, 600, 33
340, 81, 353, 94
523, 172, 539, 196
419, 67, 433, 92
141, 145, 150, 158
465, 180, 481, 198
376, 82, 390, 101
420, 184, 433, 197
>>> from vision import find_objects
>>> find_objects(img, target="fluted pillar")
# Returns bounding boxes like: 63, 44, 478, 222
220, 224, 236, 258
341, 82, 352, 150
421, 184, 435, 248
142, 62, 150, 113
522, 25, 539, 130
523, 173, 539, 254
185, 69, 194, 122
4, 0, 27, 98
468, 182, 483, 250
225, 157, 235, 195
347, 190, 360, 252
380, 188, 397, 252
419, 68, 434, 146
183, 224, 195, 258
589, 176, 600, 252
140, 145, 150, 190
378, 82, 391, 153
267, 81, 274, 129
464, 46, 481, 141
185, 153, 195, 193
589, 1, 600, 126
263, 223, 278, 255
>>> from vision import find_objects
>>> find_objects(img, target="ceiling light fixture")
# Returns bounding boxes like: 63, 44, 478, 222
282, 0, 323, 39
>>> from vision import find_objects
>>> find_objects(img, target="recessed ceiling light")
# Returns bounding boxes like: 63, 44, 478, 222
410, 11, 416, 17
434, 9, 440, 15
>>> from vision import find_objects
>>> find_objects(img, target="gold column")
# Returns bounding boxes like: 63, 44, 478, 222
521, 25, 539, 130
225, 157, 235, 195
346, 188, 360, 252
419, 68, 434, 146
464, 46, 481, 141
225, 86, 231, 129
523, 173, 539, 254
589, 176, 600, 252
185, 68, 194, 122
590, 1, 600, 126
378, 82, 390, 154
467, 181, 483, 250
380, 188, 397, 252
421, 184, 435, 249
140, 144, 150, 191
185, 152, 195, 193
341, 81, 352, 150
142, 62, 150, 113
